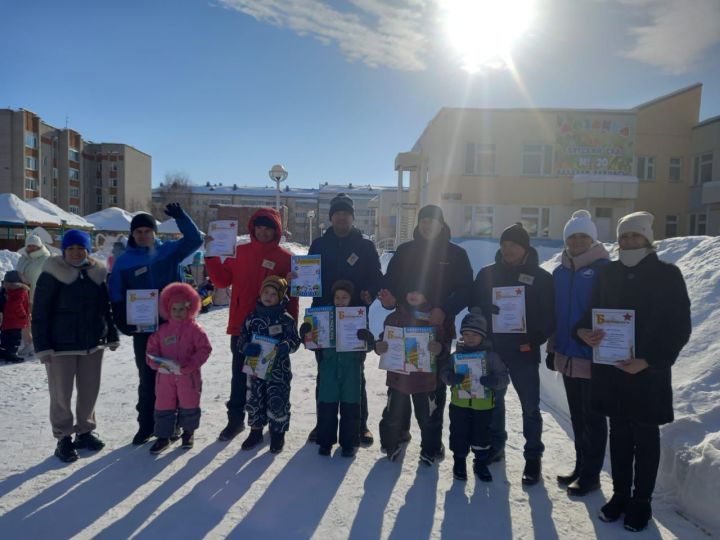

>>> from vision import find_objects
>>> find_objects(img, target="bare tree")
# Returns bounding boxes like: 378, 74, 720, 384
153, 172, 208, 229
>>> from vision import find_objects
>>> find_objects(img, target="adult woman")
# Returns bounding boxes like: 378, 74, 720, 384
576, 212, 691, 532
16, 234, 51, 355
548, 210, 609, 496
32, 230, 119, 463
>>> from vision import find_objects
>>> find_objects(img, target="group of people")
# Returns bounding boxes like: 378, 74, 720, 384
9, 193, 691, 534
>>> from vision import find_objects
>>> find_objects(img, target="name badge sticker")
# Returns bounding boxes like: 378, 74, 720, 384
262, 259, 276, 270
269, 324, 283, 336
518, 273, 535, 286
347, 253, 359, 266
164, 335, 178, 345
134, 266, 148, 277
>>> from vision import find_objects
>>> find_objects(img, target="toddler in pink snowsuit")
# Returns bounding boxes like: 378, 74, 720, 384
146, 282, 212, 454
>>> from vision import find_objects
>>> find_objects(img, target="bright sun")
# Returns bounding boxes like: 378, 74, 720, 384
441, 0, 536, 72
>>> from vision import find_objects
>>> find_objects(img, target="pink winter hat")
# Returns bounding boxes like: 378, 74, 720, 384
159, 282, 201, 321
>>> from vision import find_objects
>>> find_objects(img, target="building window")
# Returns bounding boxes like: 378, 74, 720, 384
96, 177, 103, 187
110, 178, 118, 187
24, 177, 37, 190
520, 207, 550, 238
465, 143, 496, 176
68, 148, 80, 162
69, 168, 79, 180
636, 156, 655, 180
69, 205, 80, 213
111, 163, 118, 172
52, 167, 58, 179
25, 133, 38, 148
595, 207, 613, 219
689, 213, 707, 235
441, 192, 462, 200
694, 153, 713, 184
110, 195, 118, 205
522, 144, 553, 175
69, 187, 80, 197
52, 186, 58, 200
669, 158, 682, 182
96, 162, 102, 173
97, 195, 103, 205
25, 156, 38, 170
665, 215, 678, 238
464, 206, 494, 236
295, 212, 307, 220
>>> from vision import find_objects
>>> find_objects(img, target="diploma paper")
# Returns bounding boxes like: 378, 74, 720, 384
127, 289, 159, 330
206, 220, 238, 258
492, 286, 527, 333
378, 326, 436, 374
335, 306, 367, 352
303, 306, 335, 349
242, 334, 279, 380
147, 354, 181, 375
378, 326, 406, 372
592, 309, 635, 365
290, 255, 322, 297
454, 352, 487, 400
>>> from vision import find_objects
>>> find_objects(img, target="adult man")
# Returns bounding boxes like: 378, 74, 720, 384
307, 193, 383, 444
206, 207, 298, 441
471, 222, 554, 485
380, 204, 474, 461
109, 203, 202, 445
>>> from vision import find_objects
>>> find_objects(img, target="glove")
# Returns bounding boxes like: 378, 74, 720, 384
243, 343, 262, 357
375, 341, 389, 354
356, 329, 374, 342
545, 351, 555, 371
490, 304, 500, 315
299, 322, 312, 339
428, 340, 443, 355
480, 374, 499, 388
440, 370, 464, 386
164, 202, 184, 219
275, 342, 290, 357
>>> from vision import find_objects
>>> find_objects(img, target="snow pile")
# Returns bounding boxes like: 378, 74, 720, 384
84, 207, 134, 232
0, 193, 62, 226
26, 197, 94, 229
0, 250, 20, 279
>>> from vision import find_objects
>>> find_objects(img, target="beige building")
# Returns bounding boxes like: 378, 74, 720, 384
690, 115, 720, 236
399, 84, 709, 242
0, 108, 151, 216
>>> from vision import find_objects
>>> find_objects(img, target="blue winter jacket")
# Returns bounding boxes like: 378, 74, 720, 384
552, 243, 610, 360
108, 210, 202, 335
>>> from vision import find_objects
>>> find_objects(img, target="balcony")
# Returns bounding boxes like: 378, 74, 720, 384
572, 174, 638, 201
701, 181, 720, 205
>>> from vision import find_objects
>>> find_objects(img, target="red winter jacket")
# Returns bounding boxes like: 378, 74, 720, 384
206, 208, 299, 335
1, 285, 30, 330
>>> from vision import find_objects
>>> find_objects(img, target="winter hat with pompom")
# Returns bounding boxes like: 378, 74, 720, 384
563, 210, 598, 242
159, 282, 201, 321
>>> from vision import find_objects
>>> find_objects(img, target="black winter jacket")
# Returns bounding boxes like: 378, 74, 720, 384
576, 253, 691, 424
384, 224, 473, 326
32, 256, 119, 358
309, 227, 383, 308
471, 247, 555, 362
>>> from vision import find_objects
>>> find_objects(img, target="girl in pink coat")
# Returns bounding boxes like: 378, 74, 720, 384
146, 282, 212, 454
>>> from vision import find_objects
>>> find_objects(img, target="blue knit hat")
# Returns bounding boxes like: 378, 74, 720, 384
61, 229, 92, 252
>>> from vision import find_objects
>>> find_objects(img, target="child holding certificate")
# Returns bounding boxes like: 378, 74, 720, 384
300, 280, 373, 457
239, 276, 301, 454
375, 285, 449, 465
145, 283, 212, 454
440, 309, 508, 482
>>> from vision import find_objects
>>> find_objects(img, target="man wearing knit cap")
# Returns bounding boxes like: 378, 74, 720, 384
381, 204, 474, 460
303, 192, 383, 445
109, 202, 202, 445
471, 222, 554, 485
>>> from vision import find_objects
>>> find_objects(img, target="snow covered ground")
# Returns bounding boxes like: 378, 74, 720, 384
0, 237, 717, 538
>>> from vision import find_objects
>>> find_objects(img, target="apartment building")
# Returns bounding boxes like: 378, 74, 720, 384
399, 83, 710, 242
0, 108, 151, 216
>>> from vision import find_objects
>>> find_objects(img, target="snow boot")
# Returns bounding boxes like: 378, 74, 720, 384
521, 458, 542, 485
241, 429, 264, 451
307, 426, 318, 443
74, 431, 105, 451
132, 427, 154, 445
453, 457, 468, 481
557, 469, 580, 486
181, 430, 194, 449
623, 498, 652, 532
488, 447, 505, 463
387, 445, 402, 461
473, 459, 493, 482
599, 493, 629, 523
360, 427, 374, 446
55, 436, 79, 463
341, 446, 358, 458
318, 445, 332, 456
169, 426, 182, 442
567, 476, 600, 497
150, 438, 171, 454
270, 432, 285, 454
218, 420, 245, 442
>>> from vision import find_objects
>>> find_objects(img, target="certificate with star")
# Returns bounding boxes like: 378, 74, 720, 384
127, 289, 159, 329
491, 286, 527, 333
592, 309, 636, 365
335, 306, 367, 352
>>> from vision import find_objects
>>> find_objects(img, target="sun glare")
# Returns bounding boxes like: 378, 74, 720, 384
442, 0, 535, 72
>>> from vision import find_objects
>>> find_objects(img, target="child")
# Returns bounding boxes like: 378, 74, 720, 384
375, 286, 449, 464
146, 282, 212, 454
240, 276, 300, 453
440, 308, 509, 482
0, 270, 30, 363
301, 280, 370, 458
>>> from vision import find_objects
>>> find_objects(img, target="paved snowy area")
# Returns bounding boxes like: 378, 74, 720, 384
0, 296, 712, 539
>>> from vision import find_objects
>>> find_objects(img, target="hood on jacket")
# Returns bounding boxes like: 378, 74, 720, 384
248, 208, 282, 247
19, 244, 51, 259
159, 282, 201, 321
42, 255, 107, 286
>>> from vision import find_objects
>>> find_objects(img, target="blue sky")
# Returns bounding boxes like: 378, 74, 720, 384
2, 0, 719, 188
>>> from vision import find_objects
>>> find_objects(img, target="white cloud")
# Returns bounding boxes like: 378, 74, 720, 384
618, 0, 720, 74
218, 0, 433, 71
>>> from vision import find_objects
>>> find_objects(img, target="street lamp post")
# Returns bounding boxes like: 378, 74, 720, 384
307, 210, 315, 245
268, 164, 288, 212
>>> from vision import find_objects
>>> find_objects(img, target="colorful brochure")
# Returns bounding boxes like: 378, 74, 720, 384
303, 306, 335, 349
454, 352, 487, 400
206, 220, 238, 257
147, 354, 181, 375
335, 306, 367, 352
378, 326, 436, 373
290, 255, 322, 297
492, 286, 527, 333
592, 308, 635, 365
242, 334, 280, 380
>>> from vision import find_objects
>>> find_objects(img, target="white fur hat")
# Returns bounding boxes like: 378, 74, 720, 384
617, 211, 654, 244
25, 234, 43, 248
563, 210, 598, 242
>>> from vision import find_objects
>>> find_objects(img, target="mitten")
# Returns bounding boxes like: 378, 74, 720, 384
375, 341, 389, 354
491, 304, 500, 315
356, 329, 374, 342
428, 340, 443, 355
480, 374, 499, 388
243, 343, 262, 357
299, 322, 312, 339
164, 202, 184, 219
545, 352, 555, 371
